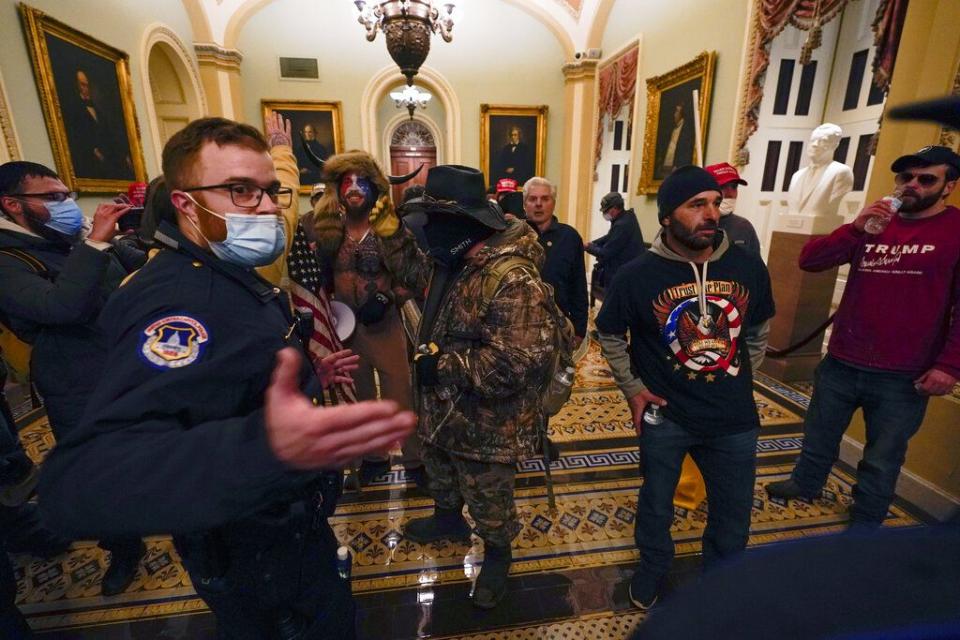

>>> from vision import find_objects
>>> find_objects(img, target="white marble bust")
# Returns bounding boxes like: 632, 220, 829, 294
786, 123, 854, 218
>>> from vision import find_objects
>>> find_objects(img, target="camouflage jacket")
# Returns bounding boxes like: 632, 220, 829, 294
381, 218, 556, 463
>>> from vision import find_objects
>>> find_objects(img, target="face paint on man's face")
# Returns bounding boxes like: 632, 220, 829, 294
339, 172, 377, 213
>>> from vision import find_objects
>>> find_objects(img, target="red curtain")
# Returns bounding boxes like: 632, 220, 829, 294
736, 0, 849, 163
871, 0, 909, 93
594, 45, 638, 173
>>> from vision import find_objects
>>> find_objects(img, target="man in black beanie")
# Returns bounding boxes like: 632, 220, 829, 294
595, 165, 775, 610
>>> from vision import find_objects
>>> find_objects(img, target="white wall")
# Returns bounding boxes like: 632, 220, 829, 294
237, 0, 566, 186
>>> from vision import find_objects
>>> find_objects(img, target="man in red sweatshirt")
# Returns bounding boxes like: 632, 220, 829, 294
766, 145, 960, 527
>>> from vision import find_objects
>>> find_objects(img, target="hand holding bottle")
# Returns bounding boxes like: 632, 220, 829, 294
860, 190, 903, 235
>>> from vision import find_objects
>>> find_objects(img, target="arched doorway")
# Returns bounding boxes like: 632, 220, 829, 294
389, 121, 437, 204
147, 41, 202, 152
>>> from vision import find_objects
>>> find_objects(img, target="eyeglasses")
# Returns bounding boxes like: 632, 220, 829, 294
894, 171, 941, 187
182, 182, 293, 209
6, 191, 78, 203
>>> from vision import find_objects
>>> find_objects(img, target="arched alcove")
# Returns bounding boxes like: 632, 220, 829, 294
362, 65, 460, 164
140, 24, 206, 168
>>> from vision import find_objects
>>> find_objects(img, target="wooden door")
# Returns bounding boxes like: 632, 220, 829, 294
389, 120, 438, 204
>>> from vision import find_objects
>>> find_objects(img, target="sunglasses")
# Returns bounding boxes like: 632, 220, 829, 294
894, 171, 941, 187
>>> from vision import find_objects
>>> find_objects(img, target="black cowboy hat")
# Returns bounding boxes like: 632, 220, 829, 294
398, 165, 507, 231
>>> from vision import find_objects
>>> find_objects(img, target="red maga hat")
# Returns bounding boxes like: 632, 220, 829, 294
495, 177, 519, 193
705, 162, 748, 187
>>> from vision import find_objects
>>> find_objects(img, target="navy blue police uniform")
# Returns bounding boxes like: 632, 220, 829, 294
39, 222, 354, 640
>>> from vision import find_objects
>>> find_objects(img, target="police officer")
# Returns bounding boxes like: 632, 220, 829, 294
39, 118, 415, 639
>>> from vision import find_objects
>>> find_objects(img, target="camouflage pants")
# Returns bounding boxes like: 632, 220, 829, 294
422, 444, 520, 547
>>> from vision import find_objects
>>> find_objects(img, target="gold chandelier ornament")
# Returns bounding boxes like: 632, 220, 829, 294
390, 85, 432, 120
354, 0, 455, 85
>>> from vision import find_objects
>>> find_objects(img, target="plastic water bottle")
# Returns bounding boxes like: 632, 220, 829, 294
543, 366, 575, 415
336, 546, 352, 581
864, 191, 903, 234
643, 404, 664, 426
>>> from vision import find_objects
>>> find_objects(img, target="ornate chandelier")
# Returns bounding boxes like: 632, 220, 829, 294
390, 85, 432, 120
354, 0, 455, 85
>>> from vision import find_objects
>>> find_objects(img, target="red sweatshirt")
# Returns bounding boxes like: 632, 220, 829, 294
799, 205, 960, 378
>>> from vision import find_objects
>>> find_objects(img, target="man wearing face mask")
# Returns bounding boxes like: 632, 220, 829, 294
585, 192, 645, 286
39, 118, 416, 639
704, 163, 761, 255
0, 160, 147, 597
374, 165, 559, 609
312, 151, 421, 484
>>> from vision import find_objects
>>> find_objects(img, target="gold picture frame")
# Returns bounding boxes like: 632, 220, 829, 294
19, 3, 147, 193
261, 100, 345, 194
480, 104, 548, 188
637, 51, 716, 195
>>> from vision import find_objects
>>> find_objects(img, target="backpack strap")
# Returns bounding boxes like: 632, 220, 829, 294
0, 247, 50, 278
478, 256, 538, 318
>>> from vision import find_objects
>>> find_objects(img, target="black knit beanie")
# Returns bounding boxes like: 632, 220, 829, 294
656, 165, 722, 221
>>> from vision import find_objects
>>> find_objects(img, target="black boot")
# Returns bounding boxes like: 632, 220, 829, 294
101, 539, 146, 597
765, 478, 819, 500
473, 544, 512, 609
403, 507, 471, 544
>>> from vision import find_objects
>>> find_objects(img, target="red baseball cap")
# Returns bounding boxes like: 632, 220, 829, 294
496, 177, 519, 193
705, 162, 748, 187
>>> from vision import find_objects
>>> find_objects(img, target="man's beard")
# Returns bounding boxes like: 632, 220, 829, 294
24, 212, 73, 245
899, 186, 944, 213
343, 198, 371, 221
667, 219, 717, 251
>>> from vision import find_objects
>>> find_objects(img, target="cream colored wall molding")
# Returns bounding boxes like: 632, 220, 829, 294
193, 42, 244, 71
0, 68, 21, 163
380, 112, 444, 170
728, 0, 758, 166
141, 23, 208, 169
361, 65, 460, 165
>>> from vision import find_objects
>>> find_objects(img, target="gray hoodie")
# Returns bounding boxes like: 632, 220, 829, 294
597, 228, 771, 400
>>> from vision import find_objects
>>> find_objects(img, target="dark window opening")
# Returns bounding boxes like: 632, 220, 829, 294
852, 133, 873, 191
795, 61, 818, 116
761, 140, 783, 192
843, 49, 869, 111
773, 59, 796, 115
610, 164, 621, 194
783, 140, 804, 191
613, 121, 624, 151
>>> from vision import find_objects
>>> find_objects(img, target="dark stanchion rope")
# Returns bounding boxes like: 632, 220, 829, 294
764, 314, 836, 358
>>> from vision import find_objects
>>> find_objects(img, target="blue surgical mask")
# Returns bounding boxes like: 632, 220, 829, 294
43, 198, 84, 237
185, 195, 285, 268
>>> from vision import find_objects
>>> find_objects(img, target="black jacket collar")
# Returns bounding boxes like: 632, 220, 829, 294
154, 221, 280, 304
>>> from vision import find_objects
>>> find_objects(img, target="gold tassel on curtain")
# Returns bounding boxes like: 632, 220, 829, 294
800, 0, 823, 65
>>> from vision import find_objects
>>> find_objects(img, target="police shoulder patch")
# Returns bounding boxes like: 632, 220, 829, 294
140, 315, 210, 369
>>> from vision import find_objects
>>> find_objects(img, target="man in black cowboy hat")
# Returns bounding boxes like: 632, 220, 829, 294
372, 164, 561, 609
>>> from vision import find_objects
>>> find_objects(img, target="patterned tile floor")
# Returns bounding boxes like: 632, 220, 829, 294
7, 341, 929, 639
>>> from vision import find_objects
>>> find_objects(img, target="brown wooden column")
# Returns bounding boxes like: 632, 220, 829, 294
760, 230, 838, 381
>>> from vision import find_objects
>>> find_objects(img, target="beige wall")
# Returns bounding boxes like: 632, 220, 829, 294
0, 0, 197, 213
237, 0, 566, 186
601, 0, 750, 241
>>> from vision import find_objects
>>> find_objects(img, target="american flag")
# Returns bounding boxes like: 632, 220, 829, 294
287, 221, 357, 403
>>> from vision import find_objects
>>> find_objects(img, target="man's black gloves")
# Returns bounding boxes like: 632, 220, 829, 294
357, 292, 391, 325
415, 342, 441, 387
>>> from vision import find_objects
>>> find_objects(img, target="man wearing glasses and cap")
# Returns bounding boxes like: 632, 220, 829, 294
40, 118, 415, 638
767, 145, 960, 530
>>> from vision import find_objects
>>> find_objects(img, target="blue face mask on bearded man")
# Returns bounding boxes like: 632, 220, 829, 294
339, 171, 378, 217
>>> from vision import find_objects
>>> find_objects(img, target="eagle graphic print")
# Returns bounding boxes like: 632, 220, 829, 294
653, 280, 750, 376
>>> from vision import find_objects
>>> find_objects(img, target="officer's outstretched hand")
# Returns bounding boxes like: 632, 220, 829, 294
265, 348, 416, 469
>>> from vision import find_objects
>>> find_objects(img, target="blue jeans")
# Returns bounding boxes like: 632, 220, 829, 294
635, 418, 759, 577
791, 356, 928, 524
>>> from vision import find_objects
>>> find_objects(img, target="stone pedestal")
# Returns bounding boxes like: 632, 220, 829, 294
760, 230, 837, 381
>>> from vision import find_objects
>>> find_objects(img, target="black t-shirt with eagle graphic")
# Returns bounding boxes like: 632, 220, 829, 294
596, 245, 775, 435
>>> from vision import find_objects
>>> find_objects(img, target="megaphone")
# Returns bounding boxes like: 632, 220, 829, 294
329, 301, 356, 342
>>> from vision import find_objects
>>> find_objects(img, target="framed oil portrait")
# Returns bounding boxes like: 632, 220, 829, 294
637, 51, 716, 195
19, 4, 146, 193
480, 104, 547, 188
261, 100, 344, 194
